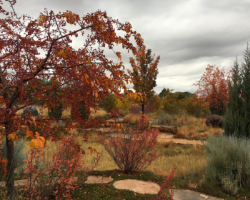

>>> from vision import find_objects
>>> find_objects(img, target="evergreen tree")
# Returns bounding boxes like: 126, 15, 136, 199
159, 88, 170, 100
46, 78, 64, 120
175, 91, 192, 100
223, 59, 244, 138
241, 44, 250, 137
224, 43, 250, 138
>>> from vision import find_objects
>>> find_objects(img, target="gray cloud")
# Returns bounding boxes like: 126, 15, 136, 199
2, 0, 250, 95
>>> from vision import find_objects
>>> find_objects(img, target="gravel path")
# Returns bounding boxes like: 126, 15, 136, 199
81, 126, 205, 145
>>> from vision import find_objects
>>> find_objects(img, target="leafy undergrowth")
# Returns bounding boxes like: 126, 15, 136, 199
0, 143, 249, 199
2, 106, 248, 199
1, 165, 249, 199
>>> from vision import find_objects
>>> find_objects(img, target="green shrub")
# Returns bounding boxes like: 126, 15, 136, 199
121, 109, 129, 117
158, 111, 170, 119
201, 133, 250, 193
99, 93, 118, 112
0, 137, 27, 180
71, 99, 90, 121
48, 102, 63, 119
40, 78, 64, 120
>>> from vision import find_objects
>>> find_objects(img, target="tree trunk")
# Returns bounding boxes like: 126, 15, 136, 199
5, 120, 15, 199
142, 103, 144, 114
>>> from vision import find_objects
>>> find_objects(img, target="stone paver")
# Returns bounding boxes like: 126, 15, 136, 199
170, 189, 223, 200
0, 176, 223, 200
113, 179, 160, 194
85, 175, 113, 184
108, 132, 204, 145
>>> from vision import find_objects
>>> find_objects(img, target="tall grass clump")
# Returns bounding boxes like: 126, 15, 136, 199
201, 133, 250, 195
0, 137, 27, 180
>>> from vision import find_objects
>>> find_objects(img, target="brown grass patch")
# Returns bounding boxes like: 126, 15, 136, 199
187, 131, 193, 138
161, 140, 173, 148
175, 131, 185, 138
191, 133, 200, 140
201, 132, 209, 140
124, 113, 140, 124
11, 107, 213, 180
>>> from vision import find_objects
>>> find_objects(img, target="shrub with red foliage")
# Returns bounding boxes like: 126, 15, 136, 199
129, 104, 142, 114
98, 114, 161, 174
151, 165, 177, 200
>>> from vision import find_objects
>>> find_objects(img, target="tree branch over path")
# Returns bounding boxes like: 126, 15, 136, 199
0, 0, 146, 198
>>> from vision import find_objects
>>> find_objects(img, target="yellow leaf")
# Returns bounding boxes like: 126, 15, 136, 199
25, 131, 34, 138
58, 49, 66, 59
37, 140, 44, 149
30, 116, 37, 127
38, 136, 45, 144
30, 134, 45, 149
7, 133, 16, 141
116, 52, 122, 61
30, 139, 38, 148
89, 58, 92, 64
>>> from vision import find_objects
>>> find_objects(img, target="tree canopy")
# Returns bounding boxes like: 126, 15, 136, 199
127, 46, 160, 114
193, 65, 232, 115
0, 0, 145, 197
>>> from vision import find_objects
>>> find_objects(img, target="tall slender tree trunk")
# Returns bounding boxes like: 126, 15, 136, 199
5, 120, 15, 199
142, 103, 144, 114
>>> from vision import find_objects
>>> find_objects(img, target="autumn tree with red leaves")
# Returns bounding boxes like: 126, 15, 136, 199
193, 64, 232, 116
0, 0, 145, 198
127, 46, 160, 114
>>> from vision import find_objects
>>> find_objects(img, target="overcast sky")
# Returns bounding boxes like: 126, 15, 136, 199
3, 0, 250, 95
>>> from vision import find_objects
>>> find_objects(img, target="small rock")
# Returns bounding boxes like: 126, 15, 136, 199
21, 105, 39, 120
85, 175, 113, 184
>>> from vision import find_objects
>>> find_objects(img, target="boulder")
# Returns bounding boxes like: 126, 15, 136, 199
21, 106, 40, 124
205, 114, 223, 128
